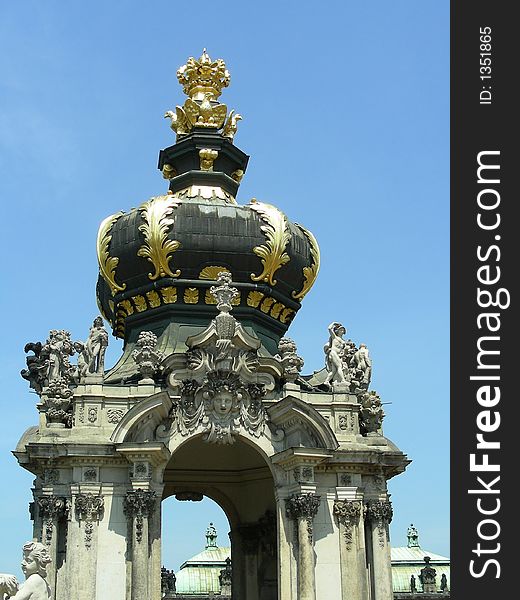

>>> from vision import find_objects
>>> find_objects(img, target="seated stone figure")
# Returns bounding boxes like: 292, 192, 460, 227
7, 542, 51, 600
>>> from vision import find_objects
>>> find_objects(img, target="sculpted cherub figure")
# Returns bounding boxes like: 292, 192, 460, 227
8, 542, 51, 600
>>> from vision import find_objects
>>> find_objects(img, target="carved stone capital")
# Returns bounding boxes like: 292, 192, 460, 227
123, 489, 157, 543
365, 499, 393, 548
37, 496, 67, 546
75, 493, 104, 548
285, 493, 321, 521
333, 499, 362, 550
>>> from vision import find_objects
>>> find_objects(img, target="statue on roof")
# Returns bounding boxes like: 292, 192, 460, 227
206, 523, 218, 548
407, 523, 420, 547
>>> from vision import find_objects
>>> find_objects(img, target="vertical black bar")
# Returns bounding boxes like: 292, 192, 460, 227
451, 2, 515, 598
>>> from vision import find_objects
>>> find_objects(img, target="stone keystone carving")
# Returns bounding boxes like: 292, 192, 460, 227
123, 489, 157, 543
132, 331, 164, 383
74, 317, 109, 382
75, 494, 104, 548
285, 493, 321, 543
37, 496, 67, 546
419, 556, 437, 593
358, 391, 385, 435
333, 500, 362, 550
171, 272, 275, 445
1, 541, 52, 600
365, 499, 393, 548
277, 337, 304, 382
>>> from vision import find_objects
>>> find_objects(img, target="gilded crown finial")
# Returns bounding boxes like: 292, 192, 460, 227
176, 49, 231, 101
165, 50, 242, 142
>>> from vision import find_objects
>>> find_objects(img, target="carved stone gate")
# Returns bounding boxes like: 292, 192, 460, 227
14, 50, 409, 600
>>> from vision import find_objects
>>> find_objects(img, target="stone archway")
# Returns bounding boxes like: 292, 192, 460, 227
162, 434, 278, 600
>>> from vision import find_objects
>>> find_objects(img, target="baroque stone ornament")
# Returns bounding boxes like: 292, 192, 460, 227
42, 378, 74, 427
137, 195, 181, 281
123, 489, 157, 543
333, 500, 361, 550
359, 391, 385, 435
171, 273, 274, 445
250, 199, 291, 286
1, 541, 52, 600
218, 557, 232, 596
277, 337, 304, 382
365, 499, 393, 548
285, 493, 321, 542
419, 556, 437, 593
132, 331, 164, 383
37, 496, 67, 546
161, 567, 176, 596
75, 494, 104, 548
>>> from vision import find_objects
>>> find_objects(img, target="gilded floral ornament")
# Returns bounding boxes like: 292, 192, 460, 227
137, 195, 181, 281
293, 224, 320, 301
96, 212, 126, 295
250, 199, 291, 286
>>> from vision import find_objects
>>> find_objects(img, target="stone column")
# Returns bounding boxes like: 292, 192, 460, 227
148, 488, 163, 600
285, 493, 321, 600
365, 500, 393, 600
333, 499, 367, 600
275, 492, 294, 600
37, 495, 67, 600
123, 489, 157, 600
229, 528, 245, 600
238, 524, 260, 600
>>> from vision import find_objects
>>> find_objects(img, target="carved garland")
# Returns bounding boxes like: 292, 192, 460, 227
250, 200, 291, 286
96, 211, 126, 295
333, 500, 362, 550
137, 195, 182, 281
123, 489, 157, 543
293, 224, 320, 301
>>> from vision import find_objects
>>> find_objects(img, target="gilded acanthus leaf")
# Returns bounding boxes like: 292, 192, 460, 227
292, 224, 320, 301
137, 195, 181, 281
250, 200, 291, 286
97, 211, 126, 295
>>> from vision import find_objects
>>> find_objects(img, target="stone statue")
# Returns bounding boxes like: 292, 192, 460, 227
219, 557, 232, 596
418, 556, 437, 593
410, 574, 417, 593
407, 523, 420, 547
205, 523, 218, 548
2, 542, 51, 600
160, 566, 176, 596
440, 573, 448, 592
74, 317, 109, 381
350, 343, 372, 387
324, 322, 349, 386
358, 390, 385, 435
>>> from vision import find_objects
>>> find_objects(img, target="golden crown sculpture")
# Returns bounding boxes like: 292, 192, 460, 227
165, 49, 242, 141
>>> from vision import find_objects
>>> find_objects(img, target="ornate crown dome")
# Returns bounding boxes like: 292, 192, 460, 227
96, 50, 319, 358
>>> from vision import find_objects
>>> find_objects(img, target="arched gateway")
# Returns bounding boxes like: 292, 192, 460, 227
14, 50, 409, 600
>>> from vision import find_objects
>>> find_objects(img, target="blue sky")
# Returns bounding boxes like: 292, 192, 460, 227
0, 0, 449, 574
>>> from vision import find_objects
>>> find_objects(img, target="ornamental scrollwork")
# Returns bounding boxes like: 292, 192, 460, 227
96, 211, 126, 295
37, 496, 67, 546
333, 500, 362, 550
250, 200, 291, 286
137, 195, 181, 281
285, 493, 321, 543
292, 223, 320, 301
